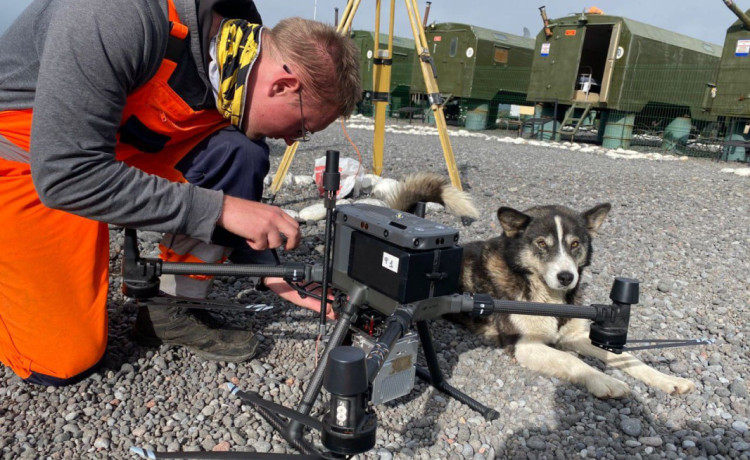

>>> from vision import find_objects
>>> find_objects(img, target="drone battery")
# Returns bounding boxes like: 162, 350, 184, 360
347, 230, 462, 304
351, 331, 419, 405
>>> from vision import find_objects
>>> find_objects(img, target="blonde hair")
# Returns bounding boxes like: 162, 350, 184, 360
266, 18, 361, 117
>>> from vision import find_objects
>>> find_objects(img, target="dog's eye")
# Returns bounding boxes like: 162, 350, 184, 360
536, 239, 547, 249
571, 241, 580, 249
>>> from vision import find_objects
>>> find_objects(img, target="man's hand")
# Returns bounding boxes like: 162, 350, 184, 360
264, 278, 337, 320
218, 195, 300, 250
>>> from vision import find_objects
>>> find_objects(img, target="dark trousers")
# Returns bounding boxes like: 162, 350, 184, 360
175, 126, 275, 264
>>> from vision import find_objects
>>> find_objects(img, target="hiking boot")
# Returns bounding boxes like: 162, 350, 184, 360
133, 304, 259, 362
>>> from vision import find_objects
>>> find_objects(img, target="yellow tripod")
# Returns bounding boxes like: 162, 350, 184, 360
267, 0, 463, 201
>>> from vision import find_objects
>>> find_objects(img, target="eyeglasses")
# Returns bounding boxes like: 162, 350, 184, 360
283, 64, 311, 143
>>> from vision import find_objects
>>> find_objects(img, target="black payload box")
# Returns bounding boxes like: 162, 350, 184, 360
332, 204, 463, 305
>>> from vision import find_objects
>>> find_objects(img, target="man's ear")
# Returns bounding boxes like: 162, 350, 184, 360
268, 74, 300, 98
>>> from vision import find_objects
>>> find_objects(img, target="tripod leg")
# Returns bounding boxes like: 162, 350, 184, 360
371, 0, 396, 177
267, 142, 299, 202
336, 0, 362, 34
403, 0, 463, 191
415, 321, 499, 421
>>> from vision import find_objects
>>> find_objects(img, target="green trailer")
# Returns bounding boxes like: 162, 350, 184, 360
712, 1, 750, 117
708, 1, 750, 162
410, 23, 535, 129
350, 30, 416, 117
526, 11, 721, 148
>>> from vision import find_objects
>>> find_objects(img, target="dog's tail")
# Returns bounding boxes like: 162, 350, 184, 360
374, 172, 479, 219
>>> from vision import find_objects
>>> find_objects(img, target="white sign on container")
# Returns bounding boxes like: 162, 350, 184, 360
736, 39, 750, 56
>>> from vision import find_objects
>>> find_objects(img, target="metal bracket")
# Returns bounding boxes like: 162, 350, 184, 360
427, 92, 444, 106
372, 91, 390, 103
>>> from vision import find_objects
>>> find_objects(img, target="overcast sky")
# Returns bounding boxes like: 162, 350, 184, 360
0, 0, 744, 46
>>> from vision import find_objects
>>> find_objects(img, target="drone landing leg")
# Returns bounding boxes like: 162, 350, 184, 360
415, 321, 499, 421
288, 289, 367, 440
227, 386, 321, 455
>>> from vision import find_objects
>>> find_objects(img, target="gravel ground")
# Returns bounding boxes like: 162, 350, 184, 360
1, 116, 749, 460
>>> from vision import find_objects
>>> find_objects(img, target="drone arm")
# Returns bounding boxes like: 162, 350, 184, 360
449, 282, 634, 354
121, 228, 323, 300
452, 293, 599, 320
161, 260, 309, 280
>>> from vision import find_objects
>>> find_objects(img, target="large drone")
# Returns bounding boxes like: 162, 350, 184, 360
127, 150, 710, 459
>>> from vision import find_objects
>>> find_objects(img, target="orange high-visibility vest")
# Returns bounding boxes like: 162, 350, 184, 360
0, 0, 229, 381
114, 0, 229, 180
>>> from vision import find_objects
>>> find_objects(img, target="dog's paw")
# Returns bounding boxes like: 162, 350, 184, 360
585, 374, 630, 399
655, 376, 696, 395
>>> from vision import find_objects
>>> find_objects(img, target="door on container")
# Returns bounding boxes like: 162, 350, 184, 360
598, 22, 620, 102
576, 24, 619, 102
431, 30, 469, 97
529, 25, 585, 101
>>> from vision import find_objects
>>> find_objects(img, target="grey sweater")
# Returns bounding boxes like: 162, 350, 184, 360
0, 0, 256, 243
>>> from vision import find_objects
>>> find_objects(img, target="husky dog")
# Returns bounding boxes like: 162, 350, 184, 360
383, 173, 695, 399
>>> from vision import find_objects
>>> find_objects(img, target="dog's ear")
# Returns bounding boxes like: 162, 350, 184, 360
497, 207, 531, 237
582, 203, 611, 233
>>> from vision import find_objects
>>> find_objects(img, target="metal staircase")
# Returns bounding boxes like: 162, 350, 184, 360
555, 102, 593, 142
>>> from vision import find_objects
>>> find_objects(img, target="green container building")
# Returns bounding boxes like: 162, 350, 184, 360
350, 30, 416, 117
711, 5, 750, 118
526, 12, 721, 147
410, 23, 535, 129
707, 2, 750, 162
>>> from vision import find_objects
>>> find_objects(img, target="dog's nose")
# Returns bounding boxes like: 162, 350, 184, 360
557, 271, 575, 286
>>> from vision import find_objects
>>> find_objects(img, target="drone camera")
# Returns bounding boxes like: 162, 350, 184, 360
321, 346, 377, 455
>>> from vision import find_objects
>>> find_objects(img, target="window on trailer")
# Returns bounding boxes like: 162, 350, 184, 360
494, 46, 509, 64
